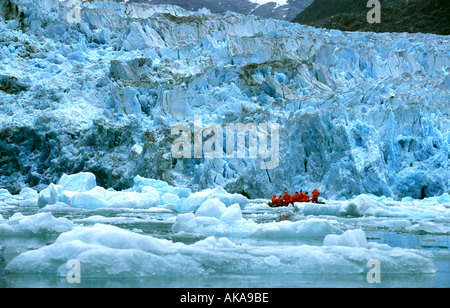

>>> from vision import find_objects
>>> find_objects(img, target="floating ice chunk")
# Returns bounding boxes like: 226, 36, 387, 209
296, 195, 450, 219
17, 187, 38, 200
401, 197, 415, 202
295, 202, 341, 216
57, 173, 97, 193
0, 189, 10, 196
179, 186, 248, 213
39, 202, 74, 212
253, 218, 343, 238
198, 236, 236, 249
264, 255, 281, 267
0, 212, 73, 234
160, 192, 180, 207
172, 213, 197, 233
38, 183, 64, 208
0, 214, 12, 233
179, 189, 213, 212
141, 186, 160, 198
365, 219, 412, 230
406, 222, 450, 234
70, 186, 160, 209
219, 203, 243, 223
71, 187, 112, 209
195, 198, 227, 219
340, 195, 378, 217
173, 208, 342, 238
438, 193, 450, 204
323, 229, 368, 248
0, 189, 12, 201
107, 191, 160, 209
243, 202, 272, 211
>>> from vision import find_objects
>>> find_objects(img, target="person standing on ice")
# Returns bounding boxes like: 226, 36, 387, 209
312, 189, 320, 203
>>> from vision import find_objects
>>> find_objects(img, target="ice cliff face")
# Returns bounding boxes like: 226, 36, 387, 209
0, 0, 448, 199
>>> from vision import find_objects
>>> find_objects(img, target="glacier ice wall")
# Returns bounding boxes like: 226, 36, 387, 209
0, 0, 448, 199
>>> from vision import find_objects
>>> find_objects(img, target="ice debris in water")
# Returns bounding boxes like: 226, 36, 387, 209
323, 229, 368, 248
172, 202, 344, 238
0, 212, 73, 234
294, 193, 450, 219
5, 224, 437, 277
35, 172, 249, 211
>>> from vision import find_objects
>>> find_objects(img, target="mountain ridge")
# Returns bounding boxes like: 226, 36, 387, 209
292, 0, 450, 35
119, 0, 314, 21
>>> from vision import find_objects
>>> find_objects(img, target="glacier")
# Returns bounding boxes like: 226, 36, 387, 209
0, 0, 448, 200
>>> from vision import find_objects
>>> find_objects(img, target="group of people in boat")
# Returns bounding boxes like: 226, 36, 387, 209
271, 189, 320, 206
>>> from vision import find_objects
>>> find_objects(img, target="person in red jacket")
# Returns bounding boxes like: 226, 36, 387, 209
292, 192, 300, 203
312, 189, 320, 203
271, 194, 278, 205
283, 191, 291, 204
303, 192, 310, 202
298, 190, 304, 201
277, 195, 283, 205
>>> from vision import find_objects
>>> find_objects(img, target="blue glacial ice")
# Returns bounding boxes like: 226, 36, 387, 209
0, 0, 448, 200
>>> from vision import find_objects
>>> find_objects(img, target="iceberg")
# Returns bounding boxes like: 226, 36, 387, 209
57, 173, 97, 193
323, 229, 368, 248
195, 198, 227, 219
36, 173, 190, 209
179, 186, 248, 213
132, 175, 191, 198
